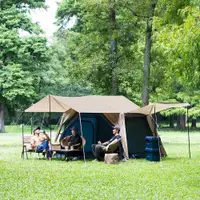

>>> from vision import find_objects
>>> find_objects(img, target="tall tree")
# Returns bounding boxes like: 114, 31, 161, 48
123, 0, 158, 105
55, 0, 200, 115
56, 0, 144, 98
0, 0, 49, 132
125, 0, 195, 105
142, 2, 157, 106
150, 1, 200, 128
108, 0, 118, 94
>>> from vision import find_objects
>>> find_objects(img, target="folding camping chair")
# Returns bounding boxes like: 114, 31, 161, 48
21, 135, 46, 159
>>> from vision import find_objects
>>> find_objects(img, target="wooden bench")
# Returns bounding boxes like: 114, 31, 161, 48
21, 135, 46, 159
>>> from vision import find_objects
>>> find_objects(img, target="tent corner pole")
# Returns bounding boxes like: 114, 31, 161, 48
31, 112, 33, 134
21, 111, 24, 138
21, 111, 25, 159
49, 95, 52, 141
153, 105, 156, 134
78, 112, 86, 164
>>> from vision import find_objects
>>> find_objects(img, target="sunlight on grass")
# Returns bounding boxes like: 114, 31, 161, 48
0, 130, 200, 199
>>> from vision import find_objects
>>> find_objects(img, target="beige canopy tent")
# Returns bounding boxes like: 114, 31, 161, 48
25, 95, 190, 159
25, 95, 140, 160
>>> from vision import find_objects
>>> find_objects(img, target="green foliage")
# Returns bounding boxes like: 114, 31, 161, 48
0, 0, 50, 110
153, 4, 200, 88
53, 0, 200, 118
0, 5, 41, 33
1, 0, 46, 9
150, 2, 200, 116
46, 32, 92, 97
0, 64, 35, 101
156, 0, 191, 24
56, 0, 145, 100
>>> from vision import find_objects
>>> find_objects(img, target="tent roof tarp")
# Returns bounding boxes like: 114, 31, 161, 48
25, 95, 140, 113
129, 103, 190, 115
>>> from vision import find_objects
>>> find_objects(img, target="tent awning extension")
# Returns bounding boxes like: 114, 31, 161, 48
129, 102, 190, 115
25, 95, 139, 113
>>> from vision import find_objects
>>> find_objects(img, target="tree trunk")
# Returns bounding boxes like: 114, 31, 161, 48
109, 0, 118, 95
191, 119, 196, 128
0, 103, 5, 133
142, 3, 156, 106
180, 115, 186, 129
169, 115, 174, 128
177, 114, 186, 129
176, 115, 180, 128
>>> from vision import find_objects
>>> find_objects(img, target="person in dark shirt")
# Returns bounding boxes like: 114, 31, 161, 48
68, 126, 82, 150
60, 126, 83, 161
91, 125, 122, 161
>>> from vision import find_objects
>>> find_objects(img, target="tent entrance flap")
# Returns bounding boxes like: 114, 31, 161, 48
55, 113, 130, 160
58, 114, 113, 155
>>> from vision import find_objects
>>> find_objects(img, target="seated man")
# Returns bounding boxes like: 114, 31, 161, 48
92, 125, 122, 161
62, 126, 82, 150
30, 127, 51, 159
60, 126, 83, 161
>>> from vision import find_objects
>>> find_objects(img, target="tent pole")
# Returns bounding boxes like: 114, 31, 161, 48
153, 105, 156, 134
31, 113, 33, 134
154, 105, 161, 160
49, 95, 52, 141
21, 112, 24, 138
21, 112, 25, 159
187, 107, 191, 158
78, 112, 86, 164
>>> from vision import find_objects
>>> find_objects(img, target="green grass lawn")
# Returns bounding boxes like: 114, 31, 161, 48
0, 130, 200, 200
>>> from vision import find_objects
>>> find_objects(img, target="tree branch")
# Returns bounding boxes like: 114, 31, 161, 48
125, 6, 149, 19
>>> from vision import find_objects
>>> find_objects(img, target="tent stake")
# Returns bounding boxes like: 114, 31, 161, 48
21, 112, 26, 159
187, 107, 191, 158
